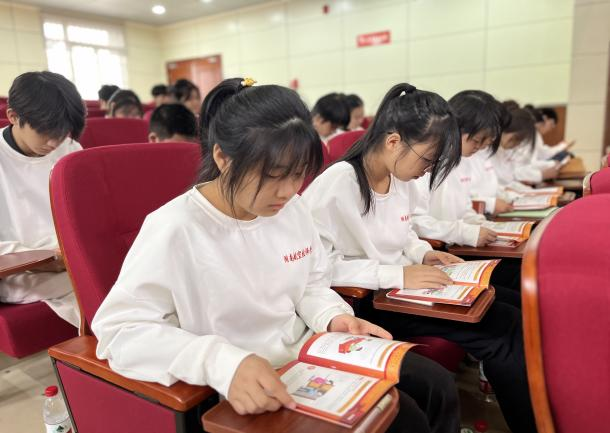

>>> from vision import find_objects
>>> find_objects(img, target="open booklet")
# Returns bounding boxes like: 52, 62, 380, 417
482, 221, 534, 247
385, 259, 499, 307
279, 332, 413, 428
505, 182, 564, 196
512, 194, 558, 210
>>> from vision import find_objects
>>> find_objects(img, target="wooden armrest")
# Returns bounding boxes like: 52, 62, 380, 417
48, 335, 215, 412
420, 238, 446, 250
583, 172, 593, 196
332, 286, 371, 299
471, 200, 486, 214
0, 250, 56, 278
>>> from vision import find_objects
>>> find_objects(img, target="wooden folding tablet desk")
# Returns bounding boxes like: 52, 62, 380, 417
373, 287, 495, 323
0, 250, 56, 278
202, 388, 400, 433
447, 242, 527, 259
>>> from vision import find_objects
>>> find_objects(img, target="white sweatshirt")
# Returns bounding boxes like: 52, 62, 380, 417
92, 187, 352, 397
535, 131, 568, 161
469, 150, 499, 214
0, 127, 81, 309
410, 160, 485, 247
490, 144, 543, 185
301, 161, 432, 290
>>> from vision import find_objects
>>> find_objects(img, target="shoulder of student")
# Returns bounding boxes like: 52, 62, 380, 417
302, 161, 361, 205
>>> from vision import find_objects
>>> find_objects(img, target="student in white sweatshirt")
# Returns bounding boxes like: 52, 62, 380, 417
92, 78, 459, 433
0, 71, 86, 327
491, 106, 557, 186
311, 93, 349, 146
303, 83, 537, 433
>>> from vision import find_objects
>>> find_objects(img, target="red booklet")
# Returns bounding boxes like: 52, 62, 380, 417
278, 332, 414, 428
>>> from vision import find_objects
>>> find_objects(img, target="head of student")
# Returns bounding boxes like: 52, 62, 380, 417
449, 90, 504, 157
170, 79, 201, 115
539, 107, 558, 135
311, 93, 350, 139
198, 77, 323, 219
98, 84, 119, 111
500, 107, 536, 151
7, 71, 85, 157
151, 84, 168, 107
345, 94, 365, 130
149, 103, 197, 143
524, 104, 544, 133
341, 83, 461, 213
106, 90, 143, 119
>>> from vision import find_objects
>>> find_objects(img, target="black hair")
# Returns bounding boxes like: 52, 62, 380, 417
448, 90, 504, 155
151, 84, 168, 97
345, 94, 364, 111
539, 107, 558, 123
170, 79, 200, 102
341, 83, 461, 215
8, 71, 85, 140
524, 104, 544, 123
504, 108, 536, 151
107, 90, 143, 118
98, 84, 119, 102
502, 100, 520, 111
198, 78, 323, 210
311, 93, 350, 130
149, 104, 197, 140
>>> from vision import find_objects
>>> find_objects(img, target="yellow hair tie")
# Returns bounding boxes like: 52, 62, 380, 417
241, 77, 256, 87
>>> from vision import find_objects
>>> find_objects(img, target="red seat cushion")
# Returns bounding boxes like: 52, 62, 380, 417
327, 130, 366, 162
590, 167, 610, 195
409, 336, 465, 373
0, 302, 76, 358
536, 195, 610, 432
79, 118, 149, 149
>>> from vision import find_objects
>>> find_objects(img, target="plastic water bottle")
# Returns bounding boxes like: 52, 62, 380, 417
43, 386, 73, 433
478, 362, 496, 403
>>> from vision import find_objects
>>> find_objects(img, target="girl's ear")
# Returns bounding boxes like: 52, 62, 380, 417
384, 132, 402, 153
212, 143, 231, 173
6, 108, 19, 126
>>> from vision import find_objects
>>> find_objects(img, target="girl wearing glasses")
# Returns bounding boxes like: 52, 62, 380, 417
302, 83, 537, 433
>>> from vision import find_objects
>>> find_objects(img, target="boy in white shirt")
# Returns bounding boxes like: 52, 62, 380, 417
311, 93, 350, 146
0, 71, 86, 326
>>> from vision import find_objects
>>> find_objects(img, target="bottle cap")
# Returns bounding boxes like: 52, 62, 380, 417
44, 386, 58, 397
474, 420, 489, 432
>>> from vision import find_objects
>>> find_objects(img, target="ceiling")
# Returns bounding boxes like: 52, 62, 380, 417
16, 0, 275, 25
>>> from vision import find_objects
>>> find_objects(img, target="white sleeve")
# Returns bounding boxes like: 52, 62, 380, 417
0, 241, 31, 255
91, 221, 251, 397
410, 179, 481, 247
514, 164, 543, 183
472, 195, 496, 214
296, 224, 354, 333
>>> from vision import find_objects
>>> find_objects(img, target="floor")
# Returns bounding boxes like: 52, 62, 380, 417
0, 351, 510, 433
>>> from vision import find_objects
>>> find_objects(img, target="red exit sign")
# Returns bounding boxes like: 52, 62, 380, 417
357, 30, 391, 47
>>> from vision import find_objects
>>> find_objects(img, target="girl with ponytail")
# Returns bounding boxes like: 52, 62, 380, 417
92, 78, 460, 432
303, 83, 537, 433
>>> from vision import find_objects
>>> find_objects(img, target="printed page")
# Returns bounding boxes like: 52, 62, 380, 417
435, 259, 499, 286
521, 186, 563, 196
513, 194, 555, 210
487, 237, 522, 248
386, 285, 483, 306
298, 333, 410, 380
280, 362, 391, 427
482, 221, 533, 239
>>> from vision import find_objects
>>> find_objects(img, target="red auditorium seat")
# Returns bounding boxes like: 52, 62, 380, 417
327, 130, 366, 162
522, 195, 610, 433
49, 142, 215, 433
79, 118, 149, 148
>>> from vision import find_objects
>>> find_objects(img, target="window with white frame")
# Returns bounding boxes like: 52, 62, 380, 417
43, 16, 128, 100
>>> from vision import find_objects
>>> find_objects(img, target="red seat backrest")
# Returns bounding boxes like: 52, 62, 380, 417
86, 108, 107, 118
530, 195, 610, 432
50, 142, 202, 331
0, 119, 10, 128
361, 116, 374, 129
327, 130, 366, 162
590, 168, 610, 195
79, 118, 149, 148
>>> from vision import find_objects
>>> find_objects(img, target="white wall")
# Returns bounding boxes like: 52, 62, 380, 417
160, 0, 574, 112
565, 0, 610, 170
0, 1, 47, 94
124, 22, 165, 102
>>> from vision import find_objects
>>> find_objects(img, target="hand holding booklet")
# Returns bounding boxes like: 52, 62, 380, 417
385, 259, 499, 307
512, 194, 558, 210
482, 221, 534, 247
279, 332, 414, 428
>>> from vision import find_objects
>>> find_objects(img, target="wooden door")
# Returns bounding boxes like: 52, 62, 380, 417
541, 105, 567, 146
166, 55, 223, 99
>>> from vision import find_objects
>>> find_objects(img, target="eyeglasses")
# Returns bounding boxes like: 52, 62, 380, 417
405, 141, 435, 168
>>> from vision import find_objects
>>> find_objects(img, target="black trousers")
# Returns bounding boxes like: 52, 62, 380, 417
367, 287, 536, 433
388, 351, 460, 433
